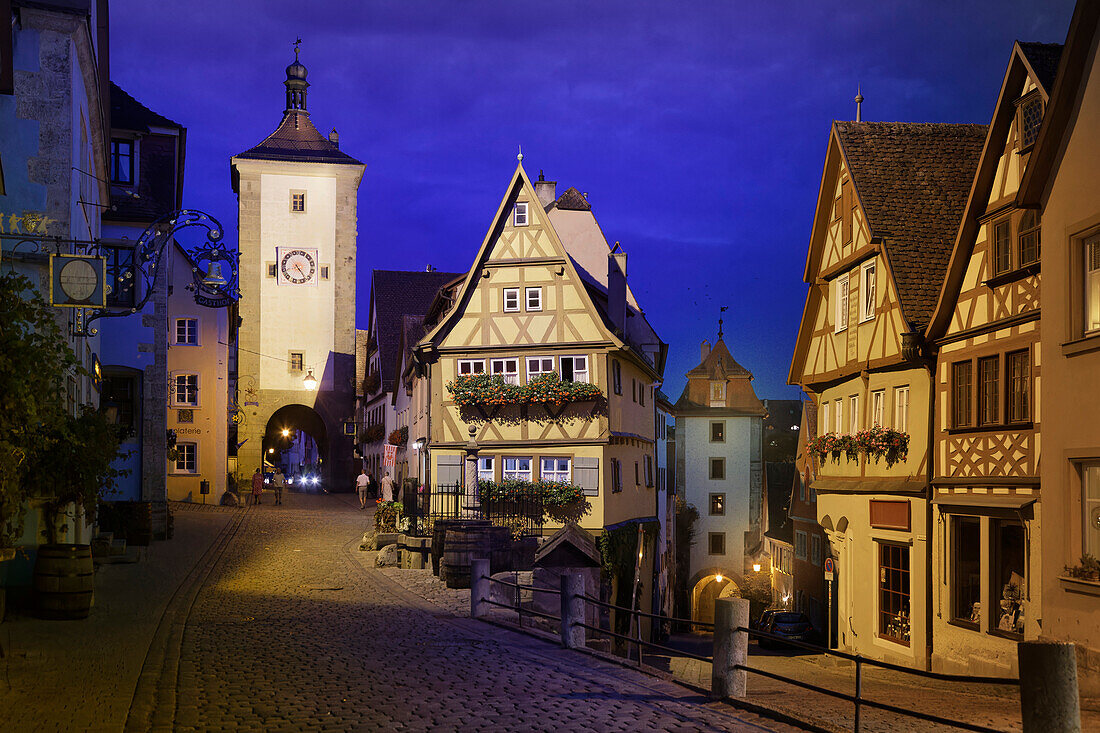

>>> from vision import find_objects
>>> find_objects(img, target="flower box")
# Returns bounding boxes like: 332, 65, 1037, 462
447, 373, 603, 408
808, 427, 910, 467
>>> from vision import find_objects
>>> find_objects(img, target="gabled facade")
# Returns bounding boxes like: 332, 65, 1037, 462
790, 121, 986, 668
674, 337, 765, 624
925, 42, 1061, 676
1017, 0, 1100, 691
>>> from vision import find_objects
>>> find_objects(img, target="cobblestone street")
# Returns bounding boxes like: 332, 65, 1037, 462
2, 492, 794, 732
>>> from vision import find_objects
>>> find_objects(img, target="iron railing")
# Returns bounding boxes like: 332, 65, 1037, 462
411, 483, 545, 538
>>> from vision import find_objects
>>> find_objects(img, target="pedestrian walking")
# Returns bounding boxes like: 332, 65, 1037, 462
272, 466, 285, 506
380, 472, 395, 503
367, 473, 378, 499
356, 469, 370, 509
251, 467, 264, 506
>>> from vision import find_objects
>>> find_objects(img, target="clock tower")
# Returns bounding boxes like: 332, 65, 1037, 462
230, 47, 365, 490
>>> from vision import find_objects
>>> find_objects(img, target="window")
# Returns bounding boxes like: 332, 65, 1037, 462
175, 318, 198, 345
457, 359, 485, 375
894, 386, 910, 432
1084, 463, 1100, 557
811, 535, 822, 566
644, 455, 654, 487
503, 288, 520, 312
109, 138, 134, 184
490, 358, 519, 385
612, 360, 622, 395
952, 516, 981, 627
104, 246, 136, 307
174, 442, 197, 473
320, 266, 330, 280
795, 530, 807, 560
1086, 235, 1100, 333
978, 356, 999, 426
710, 421, 725, 442
860, 260, 876, 322
289, 352, 304, 372
992, 520, 1026, 636
820, 402, 830, 437
993, 219, 1012, 276
173, 374, 199, 406
513, 202, 529, 226
541, 457, 570, 483
871, 390, 885, 427
290, 191, 306, 212
709, 493, 725, 515
708, 533, 726, 556
834, 274, 850, 332
878, 543, 911, 645
526, 356, 554, 380
841, 180, 853, 243
176, 409, 193, 424
631, 379, 637, 403
477, 457, 495, 482
1019, 210, 1040, 266
611, 458, 623, 493
952, 362, 972, 428
525, 287, 542, 311
639, 384, 645, 406
849, 395, 859, 434
1018, 94, 1043, 149
834, 399, 843, 434
502, 457, 532, 481
709, 458, 725, 480
634, 461, 640, 486
710, 380, 725, 406
1006, 350, 1030, 423
103, 374, 136, 430
560, 356, 588, 383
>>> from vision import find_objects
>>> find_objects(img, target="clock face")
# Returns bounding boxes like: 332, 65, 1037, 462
60, 259, 98, 300
278, 248, 317, 285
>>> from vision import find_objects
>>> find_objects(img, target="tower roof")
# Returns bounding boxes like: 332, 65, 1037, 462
235, 111, 362, 165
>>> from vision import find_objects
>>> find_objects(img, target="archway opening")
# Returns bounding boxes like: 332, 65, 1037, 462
691, 573, 740, 627
264, 404, 329, 491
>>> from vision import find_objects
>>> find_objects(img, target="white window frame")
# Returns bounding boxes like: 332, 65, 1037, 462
871, 389, 885, 427
834, 273, 850, 333
503, 456, 532, 481
490, 358, 519, 385
526, 356, 555, 381
503, 287, 520, 313
795, 530, 808, 560
174, 317, 199, 345
540, 457, 570, 483
894, 386, 910, 432
477, 456, 495, 482
820, 401, 830, 437
173, 442, 197, 474
457, 359, 486, 376
171, 373, 199, 407
1086, 234, 1100, 334
525, 286, 542, 311
559, 355, 589, 383
834, 399, 843, 434
1083, 462, 1100, 558
513, 202, 529, 226
860, 260, 876, 322
849, 395, 859, 434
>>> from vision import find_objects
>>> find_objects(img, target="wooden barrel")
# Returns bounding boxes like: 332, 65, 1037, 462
442, 524, 491, 589
431, 519, 460, 577
487, 526, 513, 574
34, 544, 94, 619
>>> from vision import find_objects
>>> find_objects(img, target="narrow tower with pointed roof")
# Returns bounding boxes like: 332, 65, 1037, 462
230, 48, 365, 490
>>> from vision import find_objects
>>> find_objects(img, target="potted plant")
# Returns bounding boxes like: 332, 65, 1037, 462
1064, 554, 1100, 582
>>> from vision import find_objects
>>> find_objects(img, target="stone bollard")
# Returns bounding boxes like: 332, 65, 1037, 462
712, 597, 749, 700
1018, 641, 1081, 733
470, 558, 490, 619
560, 573, 586, 649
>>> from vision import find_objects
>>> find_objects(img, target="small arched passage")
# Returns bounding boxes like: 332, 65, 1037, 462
690, 570, 741, 628
264, 404, 328, 486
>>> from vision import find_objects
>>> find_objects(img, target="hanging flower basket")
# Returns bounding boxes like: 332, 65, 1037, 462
388, 426, 408, 446
447, 373, 602, 408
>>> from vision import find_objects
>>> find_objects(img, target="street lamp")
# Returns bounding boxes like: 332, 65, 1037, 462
281, 428, 290, 438
715, 574, 724, 583
303, 370, 317, 391
752, 563, 762, 573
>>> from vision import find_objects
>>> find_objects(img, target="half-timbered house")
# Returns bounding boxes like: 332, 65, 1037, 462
789, 121, 985, 668
925, 41, 1062, 676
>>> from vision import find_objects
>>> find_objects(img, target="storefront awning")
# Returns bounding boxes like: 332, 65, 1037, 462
931, 493, 1037, 510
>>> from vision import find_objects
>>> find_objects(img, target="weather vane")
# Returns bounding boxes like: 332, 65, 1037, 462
293, 38, 302, 59
718, 305, 728, 339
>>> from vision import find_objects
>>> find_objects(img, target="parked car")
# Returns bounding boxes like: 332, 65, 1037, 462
754, 609, 782, 633
758, 611, 815, 649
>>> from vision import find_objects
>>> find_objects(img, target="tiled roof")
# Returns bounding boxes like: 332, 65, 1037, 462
235, 111, 362, 165
835, 121, 987, 330
686, 339, 752, 379
110, 82, 182, 132
370, 270, 464, 391
553, 187, 591, 211
105, 83, 184, 223
1018, 42, 1064, 93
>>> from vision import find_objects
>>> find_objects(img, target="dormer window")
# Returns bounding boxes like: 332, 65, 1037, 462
110, 139, 134, 185
1017, 93, 1043, 150
709, 380, 725, 407
513, 202, 529, 226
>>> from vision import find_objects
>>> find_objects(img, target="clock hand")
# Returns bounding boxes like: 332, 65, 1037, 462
295, 262, 306, 278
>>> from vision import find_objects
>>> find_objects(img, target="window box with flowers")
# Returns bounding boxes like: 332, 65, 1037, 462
388, 426, 408, 446
478, 478, 591, 525
362, 371, 380, 395
807, 433, 861, 464
358, 424, 384, 444
808, 427, 909, 467
446, 372, 602, 408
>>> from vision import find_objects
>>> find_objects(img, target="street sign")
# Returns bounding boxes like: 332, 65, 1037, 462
825, 570, 834, 581
383, 443, 397, 468
824, 556, 835, 581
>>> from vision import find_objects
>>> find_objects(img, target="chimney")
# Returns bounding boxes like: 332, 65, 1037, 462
535, 169, 557, 207
607, 245, 627, 335
328, 128, 340, 147
701, 340, 711, 362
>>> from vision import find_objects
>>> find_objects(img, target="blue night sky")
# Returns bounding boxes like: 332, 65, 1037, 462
110, 0, 1075, 401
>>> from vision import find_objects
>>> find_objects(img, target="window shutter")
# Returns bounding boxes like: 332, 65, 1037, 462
574, 457, 599, 496
842, 180, 853, 243
436, 454, 463, 488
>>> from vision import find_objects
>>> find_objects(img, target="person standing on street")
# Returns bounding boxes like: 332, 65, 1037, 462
251, 467, 264, 506
381, 472, 395, 503
356, 469, 370, 509
272, 467, 285, 506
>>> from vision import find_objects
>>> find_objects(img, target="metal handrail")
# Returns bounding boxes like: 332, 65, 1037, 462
483, 575, 562, 595
578, 593, 710, 629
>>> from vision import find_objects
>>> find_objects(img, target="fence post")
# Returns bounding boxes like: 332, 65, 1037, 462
711, 597, 749, 700
470, 558, 490, 619
560, 572, 585, 649
1018, 641, 1081, 733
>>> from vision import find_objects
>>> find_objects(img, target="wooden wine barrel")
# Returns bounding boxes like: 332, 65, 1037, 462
487, 526, 513, 574
442, 524, 491, 589
34, 544, 94, 619
431, 519, 461, 577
